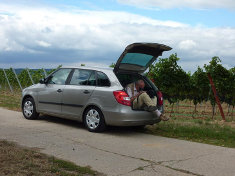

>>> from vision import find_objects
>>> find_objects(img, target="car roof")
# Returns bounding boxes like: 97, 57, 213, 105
61, 66, 114, 74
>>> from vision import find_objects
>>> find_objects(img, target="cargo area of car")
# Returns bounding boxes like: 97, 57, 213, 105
114, 72, 164, 110
115, 72, 157, 92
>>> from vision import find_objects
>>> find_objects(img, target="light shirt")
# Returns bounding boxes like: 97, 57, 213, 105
126, 83, 138, 98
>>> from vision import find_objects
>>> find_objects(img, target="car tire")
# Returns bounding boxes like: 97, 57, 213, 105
83, 107, 106, 132
22, 97, 39, 120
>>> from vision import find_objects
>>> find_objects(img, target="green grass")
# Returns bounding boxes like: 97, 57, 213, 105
51, 158, 97, 175
0, 140, 102, 176
0, 91, 21, 111
145, 118, 235, 148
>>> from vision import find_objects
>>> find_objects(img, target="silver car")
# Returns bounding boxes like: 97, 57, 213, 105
21, 43, 172, 132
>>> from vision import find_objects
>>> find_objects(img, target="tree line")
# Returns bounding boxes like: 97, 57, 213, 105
148, 54, 235, 118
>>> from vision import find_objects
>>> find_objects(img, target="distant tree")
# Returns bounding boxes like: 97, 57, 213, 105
5, 68, 18, 89
204, 56, 233, 119
0, 69, 5, 89
18, 69, 31, 88
189, 67, 210, 114
109, 63, 115, 68
148, 54, 190, 115
228, 67, 235, 119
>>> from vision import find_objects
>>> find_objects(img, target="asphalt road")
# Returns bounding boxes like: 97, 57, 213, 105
0, 108, 235, 176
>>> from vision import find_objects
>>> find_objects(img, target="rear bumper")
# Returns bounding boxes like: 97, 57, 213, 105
103, 105, 162, 126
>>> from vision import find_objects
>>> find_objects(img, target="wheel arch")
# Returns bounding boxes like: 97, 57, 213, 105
21, 95, 34, 109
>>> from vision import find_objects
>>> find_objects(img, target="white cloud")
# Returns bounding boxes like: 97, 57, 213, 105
36, 40, 51, 48
0, 4, 234, 71
117, 0, 235, 10
178, 40, 197, 50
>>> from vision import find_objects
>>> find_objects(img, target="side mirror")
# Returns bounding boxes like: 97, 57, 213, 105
41, 75, 53, 84
39, 78, 46, 84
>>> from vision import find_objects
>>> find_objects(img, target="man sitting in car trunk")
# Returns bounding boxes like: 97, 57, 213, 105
126, 80, 169, 121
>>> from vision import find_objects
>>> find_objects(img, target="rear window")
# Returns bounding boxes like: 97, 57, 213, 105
121, 53, 153, 67
97, 71, 110, 87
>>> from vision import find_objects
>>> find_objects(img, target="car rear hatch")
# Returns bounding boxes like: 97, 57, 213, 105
114, 43, 172, 74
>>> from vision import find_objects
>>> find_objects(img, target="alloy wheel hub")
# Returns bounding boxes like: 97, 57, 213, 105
24, 101, 33, 117
86, 109, 100, 129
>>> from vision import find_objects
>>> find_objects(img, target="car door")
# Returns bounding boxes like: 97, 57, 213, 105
61, 69, 96, 118
114, 43, 172, 74
37, 68, 72, 114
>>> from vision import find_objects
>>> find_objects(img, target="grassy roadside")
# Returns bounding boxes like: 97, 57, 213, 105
144, 117, 235, 148
0, 91, 21, 111
0, 140, 102, 176
1, 90, 235, 148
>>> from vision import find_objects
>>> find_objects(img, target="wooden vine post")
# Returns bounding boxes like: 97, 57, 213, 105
207, 73, 225, 121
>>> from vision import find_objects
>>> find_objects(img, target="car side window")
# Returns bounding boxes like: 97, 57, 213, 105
96, 71, 110, 87
48, 69, 72, 85
70, 69, 92, 85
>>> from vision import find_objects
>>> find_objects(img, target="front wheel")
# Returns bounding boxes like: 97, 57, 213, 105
83, 107, 106, 132
22, 97, 39, 120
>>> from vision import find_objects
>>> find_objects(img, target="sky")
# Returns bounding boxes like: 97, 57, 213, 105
0, 0, 234, 71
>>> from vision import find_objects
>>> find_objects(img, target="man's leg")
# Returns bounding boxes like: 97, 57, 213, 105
140, 94, 169, 121
134, 93, 169, 121
151, 96, 157, 106
137, 93, 157, 111
138, 93, 155, 106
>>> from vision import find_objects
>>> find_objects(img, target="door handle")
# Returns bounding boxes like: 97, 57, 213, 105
57, 89, 63, 93
83, 90, 90, 94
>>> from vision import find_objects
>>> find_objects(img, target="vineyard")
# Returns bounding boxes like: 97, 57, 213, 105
0, 67, 58, 91
0, 55, 234, 120
148, 54, 235, 120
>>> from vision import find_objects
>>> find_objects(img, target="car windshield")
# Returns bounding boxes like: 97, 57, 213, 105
120, 53, 153, 67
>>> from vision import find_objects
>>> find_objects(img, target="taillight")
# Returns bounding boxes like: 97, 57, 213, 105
113, 91, 131, 106
157, 91, 163, 106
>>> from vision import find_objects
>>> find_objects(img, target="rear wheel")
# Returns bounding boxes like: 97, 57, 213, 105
22, 97, 39, 120
83, 107, 106, 132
